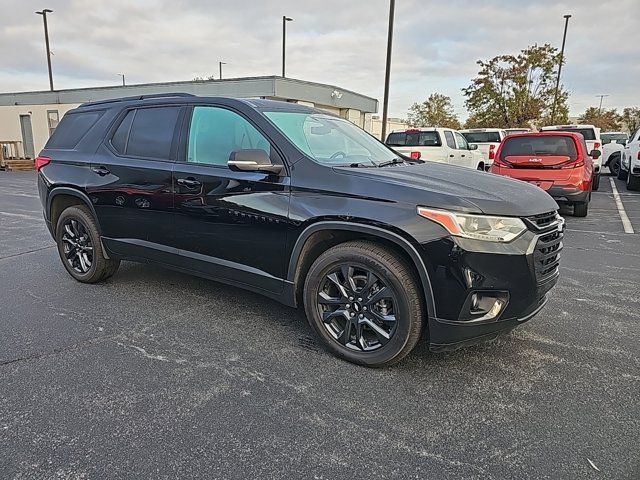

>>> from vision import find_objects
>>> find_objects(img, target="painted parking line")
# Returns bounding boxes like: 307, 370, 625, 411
609, 178, 635, 234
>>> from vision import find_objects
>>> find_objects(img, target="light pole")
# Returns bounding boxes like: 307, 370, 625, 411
381, 0, 395, 141
219, 61, 226, 80
282, 16, 293, 77
596, 94, 609, 114
551, 14, 571, 124
117, 73, 125, 86
36, 9, 54, 91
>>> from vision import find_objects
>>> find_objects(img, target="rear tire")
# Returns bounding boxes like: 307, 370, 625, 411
55, 205, 120, 283
573, 202, 588, 217
592, 173, 600, 191
303, 240, 425, 367
627, 172, 640, 191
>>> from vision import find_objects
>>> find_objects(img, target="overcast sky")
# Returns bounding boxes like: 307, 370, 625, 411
1, 0, 638, 119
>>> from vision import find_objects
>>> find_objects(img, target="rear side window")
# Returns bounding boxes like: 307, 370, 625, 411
501, 136, 578, 161
462, 131, 501, 143
46, 110, 104, 149
125, 107, 181, 160
386, 131, 441, 147
111, 110, 134, 154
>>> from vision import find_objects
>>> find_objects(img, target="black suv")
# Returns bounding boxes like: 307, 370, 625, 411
37, 94, 563, 367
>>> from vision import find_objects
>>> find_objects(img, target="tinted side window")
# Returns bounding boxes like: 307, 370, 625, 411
444, 131, 456, 149
126, 107, 181, 160
46, 110, 104, 149
111, 110, 135, 154
187, 106, 270, 166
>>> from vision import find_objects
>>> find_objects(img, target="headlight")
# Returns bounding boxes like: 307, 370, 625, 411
417, 207, 527, 242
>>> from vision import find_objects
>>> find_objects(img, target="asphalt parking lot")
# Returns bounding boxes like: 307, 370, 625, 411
1, 171, 639, 479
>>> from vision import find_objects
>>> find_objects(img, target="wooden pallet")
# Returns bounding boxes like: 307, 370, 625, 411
4, 159, 35, 171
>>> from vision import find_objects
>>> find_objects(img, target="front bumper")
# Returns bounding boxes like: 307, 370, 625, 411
419, 212, 563, 350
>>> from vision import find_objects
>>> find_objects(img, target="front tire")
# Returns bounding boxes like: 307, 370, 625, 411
303, 240, 425, 367
609, 154, 621, 177
55, 205, 120, 283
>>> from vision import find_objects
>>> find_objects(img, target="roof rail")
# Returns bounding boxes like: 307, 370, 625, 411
79, 92, 195, 108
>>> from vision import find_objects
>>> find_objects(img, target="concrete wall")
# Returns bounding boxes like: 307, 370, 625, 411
369, 116, 407, 140
0, 103, 80, 157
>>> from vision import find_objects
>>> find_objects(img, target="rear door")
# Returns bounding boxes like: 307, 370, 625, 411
171, 104, 290, 294
87, 105, 184, 258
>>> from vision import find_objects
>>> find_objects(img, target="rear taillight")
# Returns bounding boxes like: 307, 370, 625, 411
594, 142, 601, 150
35, 156, 51, 171
637, 151, 640, 160
410, 151, 421, 160
492, 156, 511, 168
561, 160, 584, 169
489, 144, 496, 160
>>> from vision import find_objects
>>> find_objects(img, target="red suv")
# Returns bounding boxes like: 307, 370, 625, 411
490, 132, 597, 217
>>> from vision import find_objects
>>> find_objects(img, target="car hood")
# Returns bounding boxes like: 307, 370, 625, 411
334, 162, 559, 217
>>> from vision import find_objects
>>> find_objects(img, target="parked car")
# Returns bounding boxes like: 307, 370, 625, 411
540, 124, 602, 190
36, 94, 562, 367
385, 127, 487, 170
460, 128, 507, 169
601, 131, 628, 176
490, 132, 596, 217
618, 128, 640, 190
504, 128, 533, 135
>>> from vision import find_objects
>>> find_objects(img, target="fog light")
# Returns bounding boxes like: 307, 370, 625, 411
462, 291, 509, 323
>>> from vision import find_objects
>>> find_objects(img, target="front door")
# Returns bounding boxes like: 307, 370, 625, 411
87, 106, 183, 259
19, 115, 35, 159
454, 131, 474, 168
172, 105, 289, 294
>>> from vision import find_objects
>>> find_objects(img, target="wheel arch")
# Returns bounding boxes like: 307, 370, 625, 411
47, 187, 99, 236
287, 221, 436, 318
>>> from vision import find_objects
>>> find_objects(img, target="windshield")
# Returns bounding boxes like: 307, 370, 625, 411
461, 131, 502, 143
601, 133, 628, 144
386, 131, 441, 147
264, 111, 397, 166
501, 136, 578, 161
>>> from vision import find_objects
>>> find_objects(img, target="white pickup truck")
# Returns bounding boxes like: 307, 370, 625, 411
460, 128, 506, 169
385, 127, 487, 170
601, 132, 628, 176
541, 124, 603, 190
619, 129, 640, 191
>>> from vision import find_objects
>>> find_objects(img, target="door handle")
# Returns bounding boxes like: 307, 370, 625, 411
177, 177, 201, 189
449, 154, 455, 158
461, 154, 466, 157
91, 166, 110, 176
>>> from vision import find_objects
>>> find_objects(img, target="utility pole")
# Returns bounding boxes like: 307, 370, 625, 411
282, 16, 293, 77
219, 61, 226, 80
550, 14, 571, 124
596, 94, 609, 114
117, 73, 125, 86
381, 0, 395, 141
36, 9, 54, 91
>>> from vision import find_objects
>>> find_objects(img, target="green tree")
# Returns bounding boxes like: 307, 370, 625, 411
407, 93, 461, 129
577, 107, 622, 131
462, 44, 569, 128
621, 107, 640, 133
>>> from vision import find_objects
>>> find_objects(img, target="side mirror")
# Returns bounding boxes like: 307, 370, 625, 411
590, 149, 601, 159
228, 149, 282, 174
468, 144, 478, 150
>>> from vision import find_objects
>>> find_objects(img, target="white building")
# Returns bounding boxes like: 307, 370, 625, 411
0, 76, 378, 161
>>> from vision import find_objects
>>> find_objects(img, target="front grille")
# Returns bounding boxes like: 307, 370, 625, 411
526, 211, 558, 230
534, 229, 563, 284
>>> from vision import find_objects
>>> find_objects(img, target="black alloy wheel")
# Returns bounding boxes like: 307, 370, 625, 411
55, 205, 120, 283
304, 240, 424, 367
317, 264, 398, 352
61, 218, 94, 274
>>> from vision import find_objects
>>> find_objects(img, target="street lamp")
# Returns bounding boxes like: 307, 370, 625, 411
117, 73, 126, 86
381, 0, 395, 141
550, 14, 571, 124
219, 61, 226, 80
35, 9, 54, 91
596, 94, 609, 114
282, 16, 293, 77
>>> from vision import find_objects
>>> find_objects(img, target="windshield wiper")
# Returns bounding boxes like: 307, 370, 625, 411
377, 157, 405, 168
334, 162, 377, 168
